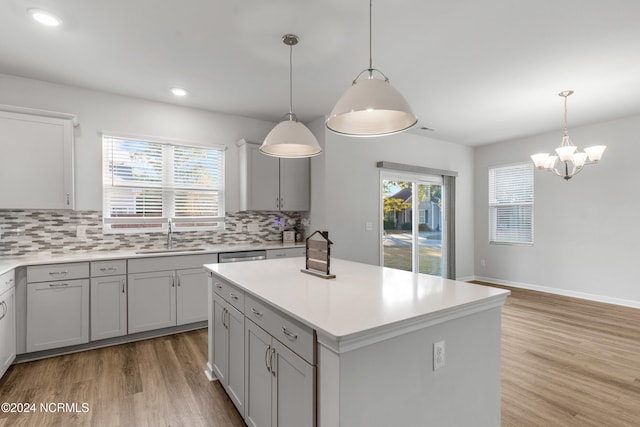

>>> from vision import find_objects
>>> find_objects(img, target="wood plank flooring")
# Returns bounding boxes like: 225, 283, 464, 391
0, 330, 245, 427
473, 282, 640, 427
1, 284, 639, 426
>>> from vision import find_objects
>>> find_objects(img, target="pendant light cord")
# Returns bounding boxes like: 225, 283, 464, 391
563, 94, 568, 137
368, 0, 373, 73
289, 43, 294, 116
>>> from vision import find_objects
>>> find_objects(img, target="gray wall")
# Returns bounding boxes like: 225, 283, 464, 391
310, 124, 476, 280
0, 73, 276, 212
474, 114, 640, 307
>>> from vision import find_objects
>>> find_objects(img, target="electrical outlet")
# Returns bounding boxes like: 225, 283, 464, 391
433, 340, 445, 371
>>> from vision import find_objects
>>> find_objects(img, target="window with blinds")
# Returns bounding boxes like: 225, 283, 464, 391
488, 163, 533, 244
102, 135, 225, 233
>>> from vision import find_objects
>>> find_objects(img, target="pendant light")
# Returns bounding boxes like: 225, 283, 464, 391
326, 0, 417, 137
260, 34, 322, 158
531, 90, 606, 180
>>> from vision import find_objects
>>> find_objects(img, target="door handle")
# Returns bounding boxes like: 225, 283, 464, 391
121, 278, 126, 294
265, 345, 272, 373
270, 348, 277, 376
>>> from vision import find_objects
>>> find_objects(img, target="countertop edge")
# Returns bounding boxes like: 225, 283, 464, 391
0, 242, 305, 276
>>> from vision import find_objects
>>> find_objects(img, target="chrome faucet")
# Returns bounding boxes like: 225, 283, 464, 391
167, 218, 174, 249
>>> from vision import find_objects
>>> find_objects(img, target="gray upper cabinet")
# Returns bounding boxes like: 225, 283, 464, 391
237, 139, 309, 211
0, 108, 75, 209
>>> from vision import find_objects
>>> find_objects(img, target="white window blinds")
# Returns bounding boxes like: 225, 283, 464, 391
488, 163, 533, 244
102, 135, 225, 233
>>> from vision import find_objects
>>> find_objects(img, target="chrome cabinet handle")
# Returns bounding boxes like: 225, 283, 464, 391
49, 283, 69, 288
250, 308, 263, 318
121, 278, 126, 294
171, 274, 175, 288
229, 292, 239, 301
282, 326, 298, 341
265, 345, 272, 373
280, 197, 284, 209
275, 253, 286, 258
100, 267, 118, 273
276, 197, 280, 209
0, 301, 6, 320
5, 278, 14, 285
215, 284, 223, 290
177, 275, 181, 287
270, 348, 277, 376
49, 271, 68, 278
221, 307, 227, 328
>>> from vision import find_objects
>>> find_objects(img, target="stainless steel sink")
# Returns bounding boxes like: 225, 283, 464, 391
135, 247, 208, 254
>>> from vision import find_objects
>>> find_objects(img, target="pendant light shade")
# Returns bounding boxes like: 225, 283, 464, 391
326, 0, 417, 137
261, 116, 322, 158
327, 77, 417, 136
260, 34, 322, 158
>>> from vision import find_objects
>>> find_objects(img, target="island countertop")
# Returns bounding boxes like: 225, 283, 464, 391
205, 257, 509, 351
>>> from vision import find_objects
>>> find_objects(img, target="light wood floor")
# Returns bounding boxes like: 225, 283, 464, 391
474, 282, 640, 427
0, 330, 245, 427
1, 284, 639, 426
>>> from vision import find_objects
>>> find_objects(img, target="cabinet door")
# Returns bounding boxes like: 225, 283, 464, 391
245, 320, 274, 427
211, 293, 228, 385
0, 287, 16, 379
227, 304, 245, 416
90, 275, 127, 341
0, 110, 74, 209
26, 279, 89, 352
176, 268, 208, 325
272, 340, 315, 427
243, 142, 280, 211
279, 158, 310, 211
128, 271, 176, 333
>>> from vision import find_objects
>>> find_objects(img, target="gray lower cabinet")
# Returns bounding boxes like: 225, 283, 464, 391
0, 270, 16, 379
245, 319, 315, 427
128, 271, 176, 334
128, 255, 214, 334
212, 292, 245, 416
90, 274, 127, 340
176, 268, 209, 325
26, 278, 89, 352
26, 263, 90, 352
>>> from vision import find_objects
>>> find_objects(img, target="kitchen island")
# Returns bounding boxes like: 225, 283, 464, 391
205, 257, 509, 427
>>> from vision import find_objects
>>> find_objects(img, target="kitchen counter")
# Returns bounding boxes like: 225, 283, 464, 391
206, 258, 510, 427
0, 241, 304, 276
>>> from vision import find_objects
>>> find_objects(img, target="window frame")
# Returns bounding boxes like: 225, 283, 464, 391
102, 133, 225, 234
488, 162, 534, 246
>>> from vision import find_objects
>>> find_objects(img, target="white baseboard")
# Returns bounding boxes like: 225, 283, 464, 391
471, 276, 640, 309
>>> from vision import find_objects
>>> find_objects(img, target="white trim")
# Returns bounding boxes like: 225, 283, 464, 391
472, 276, 640, 309
0, 103, 79, 127
100, 130, 227, 151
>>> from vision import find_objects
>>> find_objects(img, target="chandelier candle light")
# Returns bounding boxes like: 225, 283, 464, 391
325, 0, 417, 137
531, 90, 606, 180
260, 34, 322, 158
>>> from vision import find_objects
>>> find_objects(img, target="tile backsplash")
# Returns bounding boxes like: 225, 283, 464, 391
0, 210, 303, 257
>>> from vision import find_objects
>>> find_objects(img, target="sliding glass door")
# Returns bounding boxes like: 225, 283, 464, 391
381, 173, 445, 276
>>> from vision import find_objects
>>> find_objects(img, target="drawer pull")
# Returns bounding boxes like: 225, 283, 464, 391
49, 283, 69, 288
5, 278, 13, 285
229, 293, 239, 301
282, 327, 298, 341
100, 267, 118, 273
49, 271, 68, 278
215, 284, 223, 290
250, 308, 263, 318
275, 253, 286, 258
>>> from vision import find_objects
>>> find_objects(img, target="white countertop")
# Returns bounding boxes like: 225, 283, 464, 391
0, 242, 304, 276
206, 258, 510, 351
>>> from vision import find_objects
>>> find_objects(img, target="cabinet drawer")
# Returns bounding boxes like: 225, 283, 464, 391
245, 293, 315, 364
211, 276, 245, 313
128, 254, 217, 274
27, 262, 89, 283
91, 260, 127, 277
266, 247, 306, 260
0, 270, 14, 294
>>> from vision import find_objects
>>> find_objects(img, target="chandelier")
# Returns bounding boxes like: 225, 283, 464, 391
530, 90, 606, 180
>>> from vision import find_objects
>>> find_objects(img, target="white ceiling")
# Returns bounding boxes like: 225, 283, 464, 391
2, 0, 640, 146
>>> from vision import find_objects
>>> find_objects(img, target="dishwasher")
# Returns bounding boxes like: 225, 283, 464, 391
218, 250, 267, 263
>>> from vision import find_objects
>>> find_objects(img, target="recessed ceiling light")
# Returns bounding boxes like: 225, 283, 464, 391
171, 88, 188, 97
28, 9, 62, 27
